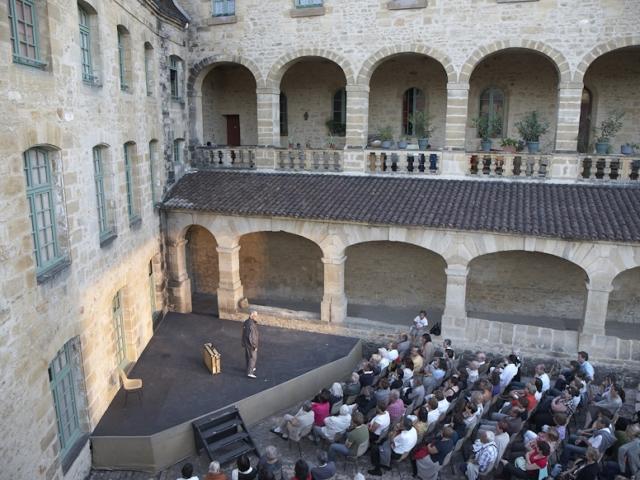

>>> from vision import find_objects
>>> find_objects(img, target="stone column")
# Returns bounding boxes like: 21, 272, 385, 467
555, 82, 584, 152
582, 279, 612, 336
444, 83, 470, 151
217, 244, 244, 317
321, 255, 348, 323
257, 87, 281, 147
442, 265, 469, 320
345, 84, 370, 149
167, 238, 192, 313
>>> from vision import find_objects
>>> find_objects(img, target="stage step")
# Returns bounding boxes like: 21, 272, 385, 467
193, 406, 260, 465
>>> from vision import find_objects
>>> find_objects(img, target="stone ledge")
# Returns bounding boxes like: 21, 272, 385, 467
207, 15, 237, 26
387, 0, 428, 10
36, 257, 71, 285
289, 6, 325, 17
496, 0, 538, 3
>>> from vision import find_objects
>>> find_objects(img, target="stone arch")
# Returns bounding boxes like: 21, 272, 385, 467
606, 266, 640, 334
183, 224, 220, 299
357, 43, 456, 85
265, 48, 356, 88
187, 54, 264, 96
466, 250, 589, 327
574, 37, 640, 83
458, 40, 571, 84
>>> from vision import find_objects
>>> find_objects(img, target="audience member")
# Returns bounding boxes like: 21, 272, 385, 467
311, 391, 331, 428
292, 459, 311, 480
232, 455, 257, 480
387, 390, 406, 424
179, 463, 199, 480
577, 351, 595, 381
397, 333, 412, 359
355, 386, 377, 417
271, 401, 314, 440
499, 439, 550, 480
421, 334, 435, 365
257, 446, 283, 480
328, 382, 343, 406
368, 402, 391, 442
462, 430, 498, 480
327, 411, 368, 462
412, 426, 457, 479
310, 451, 335, 480
343, 372, 361, 398
204, 461, 226, 480
314, 404, 352, 442
410, 311, 429, 343
368, 417, 417, 476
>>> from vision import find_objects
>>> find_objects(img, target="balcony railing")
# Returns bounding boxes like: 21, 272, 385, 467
579, 155, 640, 182
277, 148, 343, 172
365, 149, 440, 175
468, 152, 551, 178
193, 146, 256, 170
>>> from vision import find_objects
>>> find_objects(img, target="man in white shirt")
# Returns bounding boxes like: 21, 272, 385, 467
498, 355, 519, 392
368, 404, 391, 441
378, 342, 399, 365
535, 364, 551, 393
410, 310, 429, 343
272, 401, 315, 440
368, 417, 417, 476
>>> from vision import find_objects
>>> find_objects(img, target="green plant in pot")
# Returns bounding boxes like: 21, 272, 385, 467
621, 142, 638, 155
379, 126, 394, 149
515, 111, 550, 153
409, 111, 436, 150
325, 118, 346, 137
500, 137, 519, 153
593, 111, 624, 155
473, 115, 502, 152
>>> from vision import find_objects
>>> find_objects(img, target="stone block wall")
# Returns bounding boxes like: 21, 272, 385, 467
186, 225, 220, 295
607, 267, 640, 324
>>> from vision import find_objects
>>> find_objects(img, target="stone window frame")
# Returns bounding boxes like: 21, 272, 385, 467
387, 0, 428, 10
290, 0, 325, 18
212, 0, 235, 16
144, 42, 155, 96
92, 145, 117, 247
169, 55, 184, 101
478, 86, 506, 138
124, 142, 141, 228
496, 0, 539, 3
8, 0, 47, 68
402, 87, 426, 136
117, 25, 132, 92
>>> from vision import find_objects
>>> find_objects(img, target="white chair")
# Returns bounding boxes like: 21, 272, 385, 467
118, 368, 143, 406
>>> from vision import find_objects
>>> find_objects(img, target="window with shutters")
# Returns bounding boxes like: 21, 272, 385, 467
402, 87, 426, 135
213, 0, 235, 16
479, 87, 505, 137
8, 0, 45, 67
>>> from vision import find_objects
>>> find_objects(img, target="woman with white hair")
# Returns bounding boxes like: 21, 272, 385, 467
315, 404, 352, 442
257, 445, 283, 480
329, 382, 343, 406
343, 372, 361, 398
204, 461, 227, 480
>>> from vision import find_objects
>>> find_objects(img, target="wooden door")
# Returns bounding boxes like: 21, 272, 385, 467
577, 88, 592, 153
226, 115, 240, 146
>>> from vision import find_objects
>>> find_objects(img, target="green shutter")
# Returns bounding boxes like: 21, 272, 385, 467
213, 0, 235, 16
118, 30, 128, 91
112, 292, 126, 365
49, 342, 81, 457
8, 0, 45, 67
124, 144, 137, 222
78, 6, 93, 82
93, 147, 110, 240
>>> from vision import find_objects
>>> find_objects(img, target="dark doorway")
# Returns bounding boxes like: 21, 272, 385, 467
577, 88, 592, 153
225, 114, 240, 146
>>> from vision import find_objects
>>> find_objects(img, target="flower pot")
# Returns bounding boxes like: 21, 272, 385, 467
418, 138, 429, 150
526, 141, 540, 154
370, 140, 382, 148
595, 142, 609, 155
621, 145, 634, 155
398, 140, 408, 149
502, 146, 516, 153
381, 140, 392, 149
481, 139, 492, 152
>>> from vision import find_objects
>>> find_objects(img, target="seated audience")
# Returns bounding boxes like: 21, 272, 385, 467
368, 417, 418, 476
404, 376, 425, 412
421, 334, 436, 365
310, 451, 335, 480
180, 463, 199, 480
374, 377, 391, 404
499, 439, 550, 480
232, 455, 257, 480
328, 382, 343, 406
368, 402, 391, 442
327, 411, 369, 462
357, 363, 376, 388
271, 401, 314, 440
386, 390, 406, 424
412, 426, 457, 480
442, 375, 461, 402
560, 418, 616, 467
355, 386, 377, 417
423, 358, 447, 395
410, 310, 429, 344
311, 391, 331, 428
397, 333, 412, 359
461, 430, 498, 480
314, 404, 352, 442
257, 446, 283, 480
204, 461, 226, 480
292, 459, 311, 480
343, 372, 361, 398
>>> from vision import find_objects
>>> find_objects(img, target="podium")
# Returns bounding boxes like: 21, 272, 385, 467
203, 343, 221, 375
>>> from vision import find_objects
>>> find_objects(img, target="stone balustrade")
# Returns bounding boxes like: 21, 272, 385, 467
468, 152, 552, 178
365, 149, 441, 174
277, 148, 343, 172
579, 154, 640, 182
192, 146, 257, 169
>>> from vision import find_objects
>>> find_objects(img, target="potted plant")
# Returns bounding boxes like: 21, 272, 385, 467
515, 111, 550, 153
379, 126, 394, 149
621, 143, 638, 155
325, 118, 346, 137
473, 115, 502, 152
397, 136, 408, 149
593, 111, 624, 154
409, 111, 436, 150
500, 137, 519, 153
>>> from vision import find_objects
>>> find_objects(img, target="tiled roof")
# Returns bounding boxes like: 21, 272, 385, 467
153, 0, 189, 25
163, 170, 640, 243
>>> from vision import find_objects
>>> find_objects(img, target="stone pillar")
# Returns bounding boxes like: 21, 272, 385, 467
167, 238, 192, 313
345, 84, 370, 149
444, 83, 470, 151
217, 244, 244, 317
555, 82, 583, 152
257, 87, 280, 147
443, 265, 469, 320
582, 279, 612, 336
321, 255, 348, 323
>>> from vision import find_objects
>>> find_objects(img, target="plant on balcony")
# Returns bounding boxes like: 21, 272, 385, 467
593, 111, 624, 155
515, 111, 550, 154
326, 133, 336, 149
621, 142, 638, 155
409, 111, 435, 150
500, 137, 519, 153
397, 136, 408, 149
379, 126, 394, 149
473, 115, 503, 152
325, 118, 346, 137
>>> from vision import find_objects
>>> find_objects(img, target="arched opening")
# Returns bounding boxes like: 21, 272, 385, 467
185, 225, 219, 314
200, 63, 258, 146
582, 46, 640, 154
368, 54, 448, 148
606, 267, 640, 340
466, 252, 588, 330
345, 241, 446, 325
239, 231, 323, 312
279, 57, 347, 148
577, 88, 593, 153
466, 49, 559, 152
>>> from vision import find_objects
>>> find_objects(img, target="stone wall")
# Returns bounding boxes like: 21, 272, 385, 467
607, 267, 640, 324
239, 232, 324, 303
0, 0, 188, 478
466, 251, 588, 321
186, 226, 219, 295
201, 65, 258, 145
345, 241, 447, 309
465, 51, 559, 152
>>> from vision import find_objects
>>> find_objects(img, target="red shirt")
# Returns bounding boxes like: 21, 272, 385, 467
311, 401, 330, 427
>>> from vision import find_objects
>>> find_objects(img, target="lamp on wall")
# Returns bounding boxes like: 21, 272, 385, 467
303, 112, 309, 121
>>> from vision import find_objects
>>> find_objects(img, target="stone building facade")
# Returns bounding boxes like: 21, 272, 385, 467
1, 0, 640, 478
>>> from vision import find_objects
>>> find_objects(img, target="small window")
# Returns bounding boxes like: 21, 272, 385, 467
149, 140, 159, 204
279, 93, 288, 137
169, 56, 183, 100
112, 290, 126, 366
124, 142, 139, 225
330, 88, 347, 136
117, 26, 131, 91
213, 0, 235, 16
479, 87, 505, 137
173, 138, 184, 165
8, 0, 44, 67
78, 5, 93, 82
295, 0, 323, 6
402, 87, 426, 135
24, 148, 62, 272
93, 147, 110, 240
144, 43, 154, 96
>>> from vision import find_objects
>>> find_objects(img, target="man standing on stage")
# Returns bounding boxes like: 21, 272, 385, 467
242, 310, 259, 378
